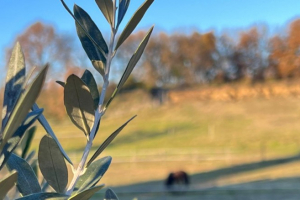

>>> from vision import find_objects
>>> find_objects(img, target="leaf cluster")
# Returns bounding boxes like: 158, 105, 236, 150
0, 0, 154, 199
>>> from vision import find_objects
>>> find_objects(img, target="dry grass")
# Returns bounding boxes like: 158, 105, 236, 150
17, 85, 300, 200
169, 80, 300, 102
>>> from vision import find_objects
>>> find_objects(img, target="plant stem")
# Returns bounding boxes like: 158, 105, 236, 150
65, 139, 93, 195
65, 0, 117, 195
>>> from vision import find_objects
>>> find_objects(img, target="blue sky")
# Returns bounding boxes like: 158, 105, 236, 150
1, 0, 300, 68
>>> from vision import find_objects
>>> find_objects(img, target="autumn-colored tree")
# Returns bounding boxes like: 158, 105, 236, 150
166, 31, 218, 86
268, 35, 288, 78
6, 22, 82, 79
143, 32, 175, 87
117, 31, 183, 88
269, 19, 300, 79
117, 19, 300, 87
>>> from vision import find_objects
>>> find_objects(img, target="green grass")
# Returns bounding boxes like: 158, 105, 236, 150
33, 92, 300, 156
30, 90, 300, 186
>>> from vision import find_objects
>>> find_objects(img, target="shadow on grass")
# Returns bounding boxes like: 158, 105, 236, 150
108, 130, 166, 147
191, 153, 300, 185
110, 153, 300, 194
103, 126, 189, 148
67, 129, 171, 153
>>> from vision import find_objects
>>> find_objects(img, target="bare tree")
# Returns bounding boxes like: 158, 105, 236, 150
237, 27, 269, 83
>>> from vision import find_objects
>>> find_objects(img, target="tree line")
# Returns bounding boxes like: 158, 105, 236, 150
4, 19, 300, 89
136, 19, 300, 87
1, 19, 300, 118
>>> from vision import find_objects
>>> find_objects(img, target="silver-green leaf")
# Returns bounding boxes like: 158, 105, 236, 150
104, 188, 119, 200
0, 65, 48, 155
92, 60, 106, 77
115, 0, 154, 50
87, 115, 136, 167
81, 70, 100, 110
69, 185, 104, 200
95, 0, 114, 27
6, 153, 41, 196
16, 192, 68, 200
74, 4, 108, 63
2, 42, 26, 130
33, 103, 73, 165
117, 0, 130, 28
38, 135, 68, 193
0, 110, 42, 170
106, 26, 153, 109
64, 75, 95, 137
56, 80, 66, 87
20, 126, 36, 159
75, 156, 111, 192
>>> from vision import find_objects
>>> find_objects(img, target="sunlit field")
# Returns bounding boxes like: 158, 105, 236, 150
29, 87, 300, 199
34, 88, 300, 157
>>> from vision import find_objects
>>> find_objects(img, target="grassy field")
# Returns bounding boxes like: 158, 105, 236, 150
34, 89, 300, 156
29, 89, 300, 199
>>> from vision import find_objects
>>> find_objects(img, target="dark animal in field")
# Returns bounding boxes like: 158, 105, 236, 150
150, 87, 168, 104
165, 170, 190, 188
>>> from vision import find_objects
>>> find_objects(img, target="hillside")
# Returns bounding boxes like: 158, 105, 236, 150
27, 85, 300, 187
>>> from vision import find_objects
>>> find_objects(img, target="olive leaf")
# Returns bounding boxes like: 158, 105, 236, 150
105, 188, 119, 200
61, 0, 108, 62
92, 60, 106, 77
74, 4, 108, 63
64, 74, 95, 137
20, 126, 36, 159
87, 115, 136, 167
95, 0, 114, 27
38, 135, 68, 193
115, 0, 154, 50
6, 153, 41, 196
56, 80, 65, 87
2, 42, 26, 130
16, 193, 68, 200
0, 65, 48, 156
81, 70, 100, 110
117, 0, 130, 28
30, 160, 38, 182
0, 171, 18, 200
33, 103, 73, 165
69, 184, 104, 200
56, 70, 100, 111
106, 26, 153, 109
0, 109, 42, 170
75, 156, 111, 192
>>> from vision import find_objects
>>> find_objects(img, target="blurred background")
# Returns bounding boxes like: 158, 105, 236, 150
2, 0, 300, 199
